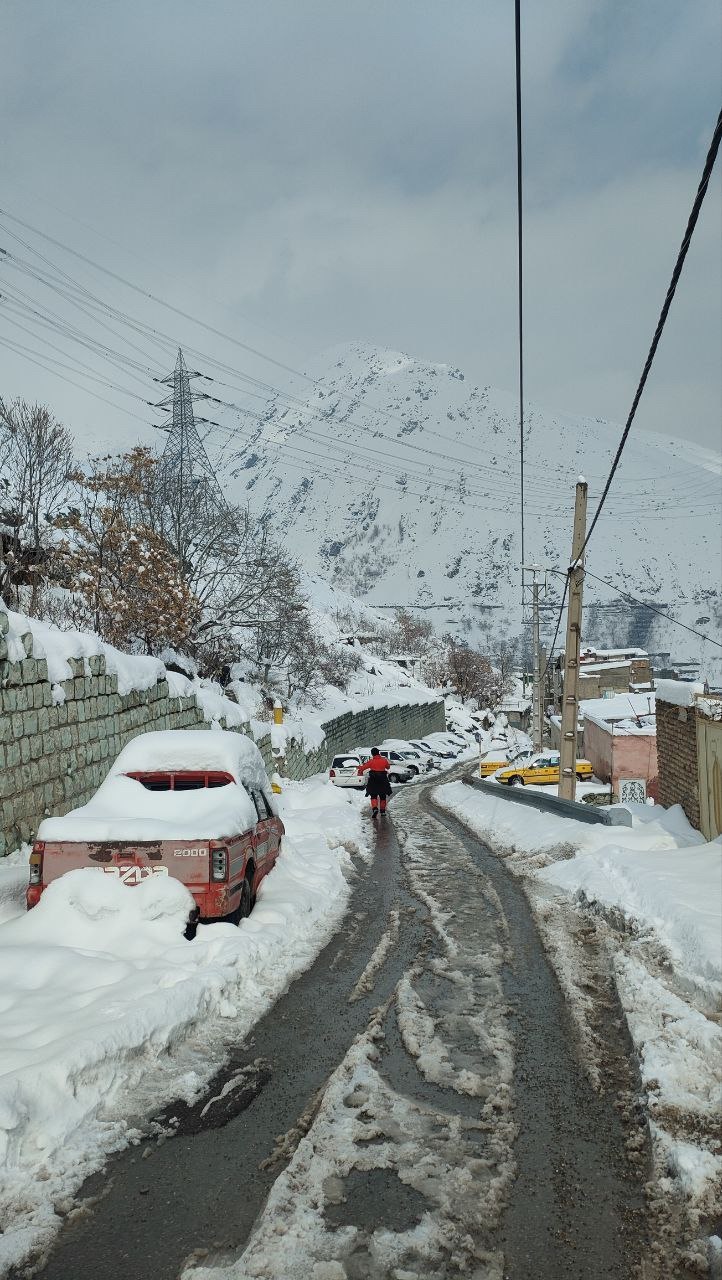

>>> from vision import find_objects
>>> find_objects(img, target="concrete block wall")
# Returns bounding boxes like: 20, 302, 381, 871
656, 697, 700, 829
0, 606, 444, 855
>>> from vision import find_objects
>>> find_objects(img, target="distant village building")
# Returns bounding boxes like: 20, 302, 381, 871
549, 646, 652, 712
580, 691, 658, 801
498, 694, 532, 733
578, 651, 652, 701
656, 680, 722, 840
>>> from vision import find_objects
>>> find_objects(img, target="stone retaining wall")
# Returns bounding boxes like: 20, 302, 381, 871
274, 700, 447, 780
0, 607, 444, 855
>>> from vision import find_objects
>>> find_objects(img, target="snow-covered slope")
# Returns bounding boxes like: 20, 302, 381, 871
216, 343, 721, 674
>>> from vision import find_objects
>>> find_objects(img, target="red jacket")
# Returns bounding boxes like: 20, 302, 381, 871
358, 755, 390, 775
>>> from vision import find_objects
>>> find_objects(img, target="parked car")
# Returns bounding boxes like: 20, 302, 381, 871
329, 751, 413, 787
378, 740, 432, 774
27, 730, 284, 929
329, 753, 367, 788
479, 749, 533, 778
494, 751, 593, 787
409, 740, 443, 766
423, 733, 460, 759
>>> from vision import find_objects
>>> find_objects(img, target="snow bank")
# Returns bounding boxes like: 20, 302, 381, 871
435, 783, 720, 994
0, 779, 366, 1277
4, 607, 165, 696
541, 834, 722, 994
434, 780, 722, 1232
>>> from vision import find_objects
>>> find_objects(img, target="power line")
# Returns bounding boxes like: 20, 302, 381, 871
2, 239, 593, 502
0, 333, 156, 426
515, 0, 525, 601
573, 107, 722, 566
576, 568, 722, 650
3, 207, 720, 529
9, 230, 716, 509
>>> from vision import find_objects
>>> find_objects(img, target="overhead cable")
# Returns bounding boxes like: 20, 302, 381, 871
515, 0, 525, 587
573, 107, 722, 566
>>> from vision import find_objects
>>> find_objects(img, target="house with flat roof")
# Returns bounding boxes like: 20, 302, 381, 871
580, 691, 657, 801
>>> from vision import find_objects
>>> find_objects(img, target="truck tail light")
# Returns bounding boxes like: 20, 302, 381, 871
329, 769, 336, 778
211, 847, 228, 882
29, 842, 44, 885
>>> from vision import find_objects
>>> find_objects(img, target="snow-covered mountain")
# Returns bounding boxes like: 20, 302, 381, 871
215, 343, 722, 676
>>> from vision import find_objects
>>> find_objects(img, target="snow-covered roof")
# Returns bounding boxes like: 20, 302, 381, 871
108, 730, 269, 787
655, 679, 704, 708
580, 647, 648, 660
581, 692, 656, 735
498, 697, 531, 712
579, 660, 638, 674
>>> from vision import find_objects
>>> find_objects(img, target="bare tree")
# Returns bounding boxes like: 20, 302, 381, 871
54, 449, 200, 652
428, 635, 504, 707
0, 399, 74, 608
130, 450, 299, 676
494, 637, 520, 696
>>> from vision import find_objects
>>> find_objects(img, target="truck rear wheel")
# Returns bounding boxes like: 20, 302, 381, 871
229, 876, 253, 925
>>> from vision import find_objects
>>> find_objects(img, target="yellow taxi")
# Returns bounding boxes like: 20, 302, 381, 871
479, 749, 533, 778
494, 751, 593, 786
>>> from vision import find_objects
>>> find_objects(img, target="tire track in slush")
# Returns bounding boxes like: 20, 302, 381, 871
421, 793, 650, 1279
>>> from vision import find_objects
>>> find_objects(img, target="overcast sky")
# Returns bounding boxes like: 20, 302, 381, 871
1, 0, 720, 458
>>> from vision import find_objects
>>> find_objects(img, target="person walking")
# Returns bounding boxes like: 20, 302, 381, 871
357, 747, 392, 817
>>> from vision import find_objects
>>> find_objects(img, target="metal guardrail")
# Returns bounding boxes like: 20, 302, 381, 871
462, 775, 633, 827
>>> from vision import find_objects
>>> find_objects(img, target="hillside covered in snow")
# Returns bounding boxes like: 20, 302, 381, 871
216, 343, 721, 676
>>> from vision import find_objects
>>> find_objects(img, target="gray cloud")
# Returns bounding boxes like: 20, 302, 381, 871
0, 0, 720, 460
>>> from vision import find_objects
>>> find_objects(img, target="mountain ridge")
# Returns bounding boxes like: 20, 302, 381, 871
212, 342, 721, 677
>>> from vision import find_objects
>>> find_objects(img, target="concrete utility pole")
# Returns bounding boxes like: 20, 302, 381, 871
522, 564, 544, 753
558, 479, 588, 802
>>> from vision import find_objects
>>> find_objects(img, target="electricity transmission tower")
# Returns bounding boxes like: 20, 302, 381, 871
152, 348, 230, 574
154, 348, 225, 503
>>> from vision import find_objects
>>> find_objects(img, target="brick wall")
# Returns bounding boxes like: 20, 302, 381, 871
656, 697, 700, 829
0, 607, 444, 855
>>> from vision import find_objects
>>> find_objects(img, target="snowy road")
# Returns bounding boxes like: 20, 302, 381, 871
32, 771, 651, 1280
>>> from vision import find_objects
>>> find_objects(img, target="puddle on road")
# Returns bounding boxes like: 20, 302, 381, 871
324, 1167, 428, 1234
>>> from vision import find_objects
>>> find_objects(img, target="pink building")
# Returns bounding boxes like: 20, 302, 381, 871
581, 693, 658, 800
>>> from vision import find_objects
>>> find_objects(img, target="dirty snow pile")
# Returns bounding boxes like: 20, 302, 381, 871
434, 781, 722, 1246
0, 779, 367, 1278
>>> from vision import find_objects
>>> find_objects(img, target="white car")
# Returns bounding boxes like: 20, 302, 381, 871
409, 740, 443, 766
423, 733, 460, 759
378, 740, 432, 775
329, 751, 413, 787
328, 753, 367, 788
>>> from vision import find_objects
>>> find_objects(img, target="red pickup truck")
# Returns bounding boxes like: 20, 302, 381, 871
28, 729, 284, 929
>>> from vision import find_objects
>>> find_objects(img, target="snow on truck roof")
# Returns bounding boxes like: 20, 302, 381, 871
108, 729, 269, 789
38, 730, 274, 844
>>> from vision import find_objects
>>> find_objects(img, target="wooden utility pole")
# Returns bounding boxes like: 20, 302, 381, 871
539, 644, 548, 735
558, 479, 588, 802
522, 564, 544, 752
531, 577, 542, 751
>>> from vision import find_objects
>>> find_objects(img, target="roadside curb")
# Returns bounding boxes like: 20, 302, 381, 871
462, 774, 633, 827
